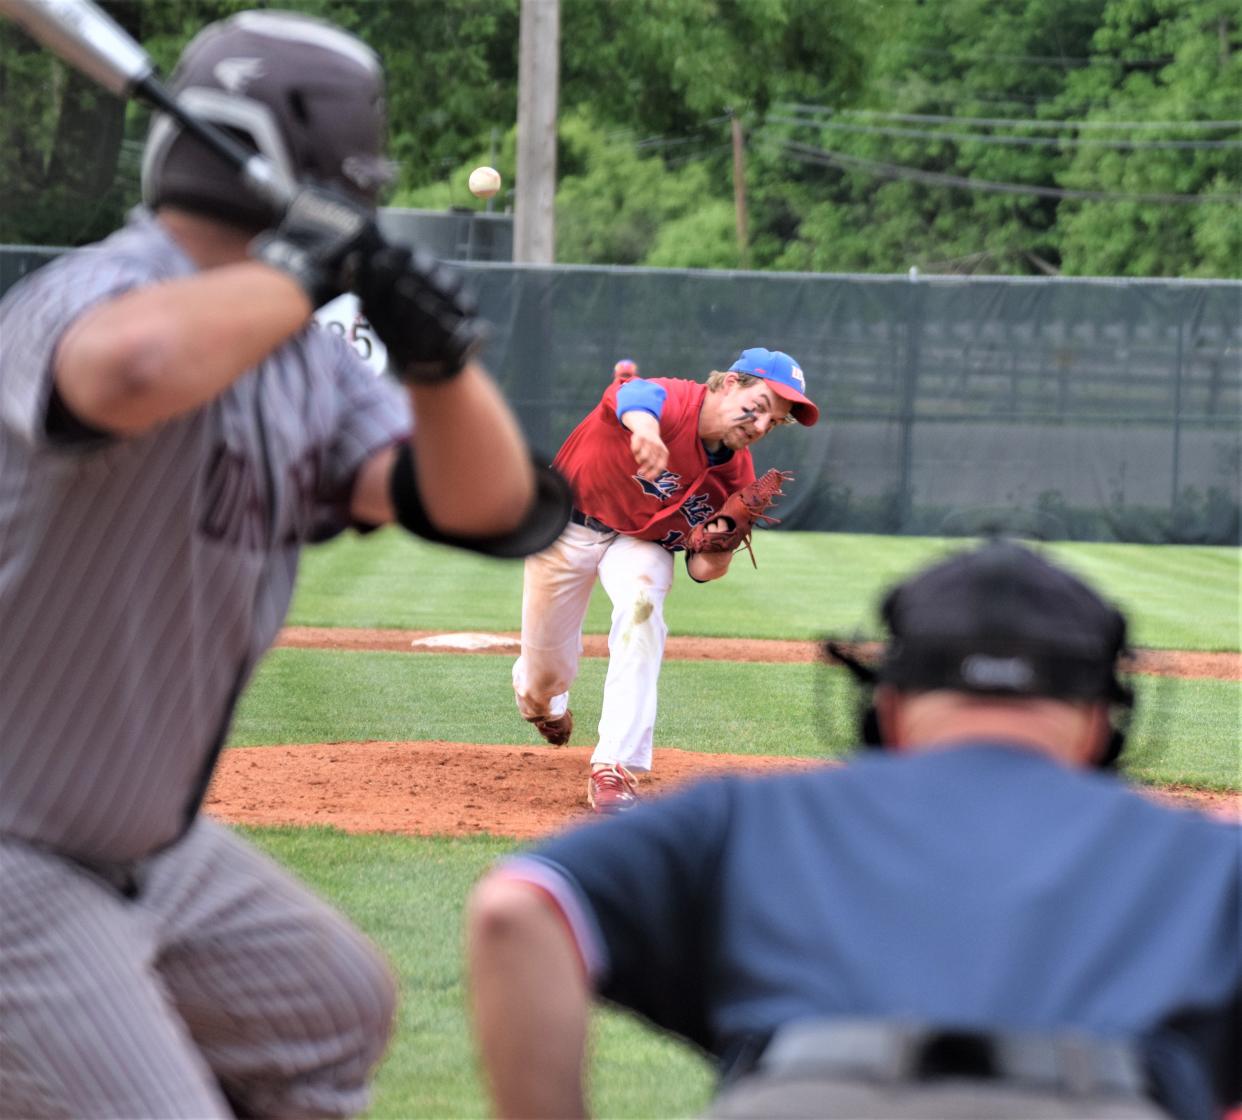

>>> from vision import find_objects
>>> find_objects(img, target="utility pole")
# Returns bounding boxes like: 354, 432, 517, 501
515, 0, 559, 263
730, 110, 750, 268
486, 125, 499, 214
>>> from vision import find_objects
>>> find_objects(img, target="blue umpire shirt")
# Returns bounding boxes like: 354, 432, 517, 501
517, 744, 1241, 1119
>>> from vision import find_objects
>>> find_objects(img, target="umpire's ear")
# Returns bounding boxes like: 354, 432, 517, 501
1077, 701, 1114, 769
872, 685, 903, 749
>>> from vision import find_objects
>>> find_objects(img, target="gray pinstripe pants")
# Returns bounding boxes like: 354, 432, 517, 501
0, 819, 397, 1119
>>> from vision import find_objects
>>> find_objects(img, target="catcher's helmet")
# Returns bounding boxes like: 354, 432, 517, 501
827, 539, 1134, 767
877, 539, 1130, 704
141, 10, 393, 229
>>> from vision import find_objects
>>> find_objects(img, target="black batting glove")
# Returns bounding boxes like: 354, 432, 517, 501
249, 185, 379, 309
354, 245, 487, 383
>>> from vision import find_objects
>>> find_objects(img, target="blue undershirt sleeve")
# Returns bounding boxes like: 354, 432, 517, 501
616, 379, 667, 422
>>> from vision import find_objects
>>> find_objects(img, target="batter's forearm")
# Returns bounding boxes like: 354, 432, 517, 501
407, 362, 536, 537
54, 263, 311, 435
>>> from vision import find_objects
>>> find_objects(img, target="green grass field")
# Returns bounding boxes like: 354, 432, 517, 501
288, 528, 1241, 651
231, 649, 1241, 788
246, 828, 716, 1119
226, 529, 1238, 1117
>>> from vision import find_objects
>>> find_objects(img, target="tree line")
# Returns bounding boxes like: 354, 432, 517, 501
1, 0, 1237, 277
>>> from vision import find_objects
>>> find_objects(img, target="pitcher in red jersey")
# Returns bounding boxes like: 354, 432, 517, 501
513, 348, 819, 813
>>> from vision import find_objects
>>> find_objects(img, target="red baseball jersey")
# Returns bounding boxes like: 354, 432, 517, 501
554, 377, 756, 550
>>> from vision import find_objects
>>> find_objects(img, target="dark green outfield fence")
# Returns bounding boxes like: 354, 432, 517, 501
4, 246, 1239, 544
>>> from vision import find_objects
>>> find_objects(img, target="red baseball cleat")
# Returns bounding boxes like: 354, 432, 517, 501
587, 764, 639, 814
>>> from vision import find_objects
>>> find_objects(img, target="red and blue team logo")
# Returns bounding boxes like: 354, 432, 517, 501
633, 469, 681, 501
680, 493, 715, 527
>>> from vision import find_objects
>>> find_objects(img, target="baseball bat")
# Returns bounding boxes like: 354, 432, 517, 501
0, 0, 293, 210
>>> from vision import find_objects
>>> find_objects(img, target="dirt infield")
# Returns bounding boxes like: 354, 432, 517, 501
204, 739, 1240, 839
206, 742, 815, 839
203, 628, 1240, 838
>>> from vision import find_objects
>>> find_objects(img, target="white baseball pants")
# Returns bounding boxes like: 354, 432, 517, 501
513, 523, 674, 772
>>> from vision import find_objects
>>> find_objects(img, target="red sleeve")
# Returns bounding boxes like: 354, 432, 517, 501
552, 378, 760, 544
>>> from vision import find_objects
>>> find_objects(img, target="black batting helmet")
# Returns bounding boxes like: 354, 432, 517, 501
141, 10, 394, 229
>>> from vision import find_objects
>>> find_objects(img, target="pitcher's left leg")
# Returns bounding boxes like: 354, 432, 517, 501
592, 537, 674, 774
512, 524, 611, 745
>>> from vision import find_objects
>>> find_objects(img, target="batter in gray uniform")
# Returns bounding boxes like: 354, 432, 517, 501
0, 12, 569, 1119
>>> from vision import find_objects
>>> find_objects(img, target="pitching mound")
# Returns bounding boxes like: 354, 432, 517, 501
205, 740, 1239, 839
213, 630, 1238, 838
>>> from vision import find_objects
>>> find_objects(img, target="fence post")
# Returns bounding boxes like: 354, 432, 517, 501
896, 273, 924, 532
510, 269, 555, 451
1171, 315, 1185, 516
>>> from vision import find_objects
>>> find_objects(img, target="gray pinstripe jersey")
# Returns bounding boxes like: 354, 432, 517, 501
0, 212, 408, 864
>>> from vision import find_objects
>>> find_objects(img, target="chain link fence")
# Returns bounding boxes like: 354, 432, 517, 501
4, 247, 1238, 543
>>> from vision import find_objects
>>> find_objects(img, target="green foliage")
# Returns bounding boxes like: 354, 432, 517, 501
553, 109, 742, 267
752, 0, 1103, 274
644, 200, 741, 270
0, 2, 138, 244
313, 0, 520, 198
1, 0, 1235, 272
1053, 0, 1242, 277
558, 0, 869, 137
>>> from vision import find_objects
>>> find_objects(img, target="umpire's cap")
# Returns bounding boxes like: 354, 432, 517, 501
877, 540, 1130, 702
142, 10, 393, 229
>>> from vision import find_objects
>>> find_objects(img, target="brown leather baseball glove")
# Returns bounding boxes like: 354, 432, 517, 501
686, 469, 793, 566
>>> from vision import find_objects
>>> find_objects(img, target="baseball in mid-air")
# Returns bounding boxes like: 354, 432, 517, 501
468, 166, 502, 198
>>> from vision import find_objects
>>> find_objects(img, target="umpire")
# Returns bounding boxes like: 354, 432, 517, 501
467, 540, 1240, 1120
0, 10, 569, 1119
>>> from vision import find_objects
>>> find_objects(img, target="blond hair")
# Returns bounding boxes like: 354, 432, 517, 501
705, 370, 760, 392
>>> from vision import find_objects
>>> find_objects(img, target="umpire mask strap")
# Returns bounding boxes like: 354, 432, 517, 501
822, 642, 884, 749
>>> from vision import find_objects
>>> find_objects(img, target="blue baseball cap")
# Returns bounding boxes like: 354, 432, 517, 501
728, 347, 819, 426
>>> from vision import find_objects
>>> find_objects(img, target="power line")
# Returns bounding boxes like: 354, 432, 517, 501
635, 133, 725, 152
767, 113, 1242, 151
767, 137, 1242, 205
597, 125, 732, 163
665, 143, 732, 169
601, 116, 734, 153
779, 103, 1242, 132
863, 82, 1237, 114
900, 44, 1172, 69
866, 83, 1072, 109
